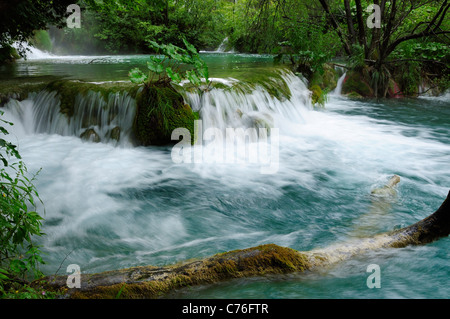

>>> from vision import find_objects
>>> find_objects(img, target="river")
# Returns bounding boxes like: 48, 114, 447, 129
1, 50, 449, 298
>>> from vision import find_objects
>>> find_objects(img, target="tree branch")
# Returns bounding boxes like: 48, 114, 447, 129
386, 31, 450, 57
317, 0, 352, 55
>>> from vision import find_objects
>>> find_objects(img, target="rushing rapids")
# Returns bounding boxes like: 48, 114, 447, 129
1, 53, 449, 298
2, 69, 310, 146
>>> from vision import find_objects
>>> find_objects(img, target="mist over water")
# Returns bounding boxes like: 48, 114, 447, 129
1, 53, 449, 298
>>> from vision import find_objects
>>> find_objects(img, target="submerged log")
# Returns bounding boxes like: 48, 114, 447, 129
43, 190, 450, 299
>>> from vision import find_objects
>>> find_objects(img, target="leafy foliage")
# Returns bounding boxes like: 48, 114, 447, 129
0, 0, 73, 61
66, 0, 229, 54
129, 39, 210, 90
0, 112, 44, 297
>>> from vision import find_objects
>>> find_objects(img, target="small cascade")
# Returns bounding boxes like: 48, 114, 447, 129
333, 72, 347, 96
181, 71, 311, 138
2, 89, 137, 146
2, 70, 313, 150
216, 37, 228, 52
12, 41, 55, 60
215, 37, 234, 53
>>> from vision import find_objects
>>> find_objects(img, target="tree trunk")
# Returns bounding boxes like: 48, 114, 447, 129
344, 0, 356, 45
317, 0, 353, 55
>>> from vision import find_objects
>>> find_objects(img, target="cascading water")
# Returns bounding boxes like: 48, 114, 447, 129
1, 56, 449, 298
333, 72, 347, 96
183, 72, 311, 134
12, 41, 55, 60
215, 37, 234, 53
2, 87, 137, 146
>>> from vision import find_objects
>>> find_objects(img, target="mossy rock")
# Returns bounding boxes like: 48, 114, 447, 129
310, 84, 326, 107
80, 128, 101, 143
346, 91, 364, 99
341, 70, 374, 97
0, 76, 59, 105
134, 85, 197, 146
309, 64, 339, 92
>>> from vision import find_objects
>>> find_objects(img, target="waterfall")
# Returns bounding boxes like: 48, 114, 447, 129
12, 41, 55, 60
2, 89, 137, 146
216, 37, 229, 52
180, 71, 311, 138
215, 37, 235, 53
2, 70, 312, 151
333, 72, 347, 96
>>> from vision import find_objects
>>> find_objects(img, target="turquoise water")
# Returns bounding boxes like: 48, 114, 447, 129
0, 52, 276, 81
1, 52, 449, 299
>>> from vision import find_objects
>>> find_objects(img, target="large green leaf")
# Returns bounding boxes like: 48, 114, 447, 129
183, 38, 198, 56
147, 61, 164, 74
128, 68, 148, 84
186, 70, 202, 86
166, 67, 182, 84
147, 40, 162, 52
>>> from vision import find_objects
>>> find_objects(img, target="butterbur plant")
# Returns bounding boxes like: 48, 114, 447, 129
129, 39, 211, 91
0, 112, 45, 296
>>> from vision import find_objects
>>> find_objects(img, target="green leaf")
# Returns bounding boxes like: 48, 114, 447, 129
186, 70, 202, 86
166, 67, 182, 84
147, 40, 161, 51
10, 259, 27, 274
183, 39, 198, 55
128, 68, 148, 84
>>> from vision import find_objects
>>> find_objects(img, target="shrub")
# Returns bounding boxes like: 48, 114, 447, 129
0, 111, 44, 297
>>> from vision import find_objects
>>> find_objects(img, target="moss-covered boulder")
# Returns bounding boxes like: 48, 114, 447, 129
134, 85, 197, 146
341, 70, 374, 97
309, 64, 339, 92
310, 84, 326, 107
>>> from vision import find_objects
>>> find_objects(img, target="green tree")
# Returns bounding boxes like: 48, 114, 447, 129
77, 0, 230, 53
317, 0, 449, 97
0, 0, 74, 61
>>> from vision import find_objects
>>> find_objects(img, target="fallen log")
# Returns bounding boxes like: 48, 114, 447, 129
43, 190, 450, 299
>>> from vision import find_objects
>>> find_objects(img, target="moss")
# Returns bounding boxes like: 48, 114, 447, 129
30, 30, 53, 52
0, 76, 59, 105
346, 92, 364, 99
309, 64, 339, 92
47, 244, 313, 299
310, 84, 326, 107
341, 70, 374, 97
213, 67, 293, 101
109, 126, 121, 141
134, 85, 197, 146
214, 244, 312, 273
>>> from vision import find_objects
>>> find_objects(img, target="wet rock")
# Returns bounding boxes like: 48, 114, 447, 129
80, 128, 101, 143
110, 126, 121, 142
